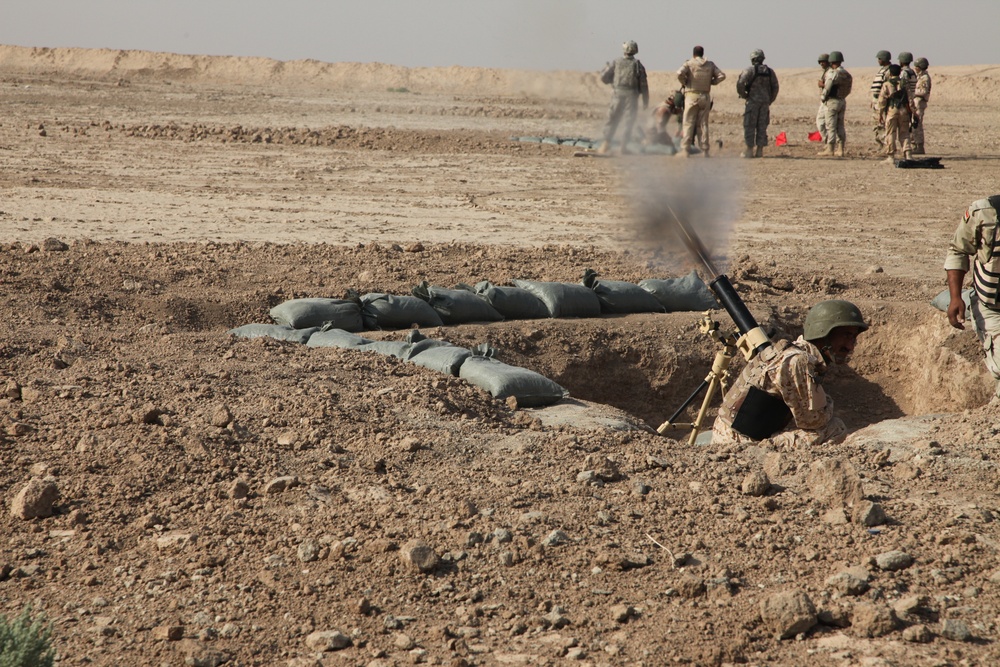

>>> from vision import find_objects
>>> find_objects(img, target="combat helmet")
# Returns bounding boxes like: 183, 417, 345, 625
876, 50, 891, 62
750, 49, 765, 63
828, 51, 844, 64
818, 53, 830, 63
623, 40, 638, 56
914, 57, 929, 69
803, 300, 869, 342
898, 51, 913, 65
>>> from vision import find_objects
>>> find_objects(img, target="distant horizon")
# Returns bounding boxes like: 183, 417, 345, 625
5, 0, 999, 72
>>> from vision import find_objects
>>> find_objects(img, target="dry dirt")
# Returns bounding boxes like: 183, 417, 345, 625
1, 46, 1000, 667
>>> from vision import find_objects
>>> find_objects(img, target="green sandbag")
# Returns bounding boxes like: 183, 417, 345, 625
228, 324, 318, 344
269, 297, 364, 331
306, 329, 372, 349
409, 344, 472, 376
582, 269, 666, 314
360, 293, 444, 330
511, 279, 602, 319
412, 282, 504, 324
638, 270, 719, 312
930, 288, 972, 312
356, 340, 412, 358
459, 347, 567, 407
474, 281, 549, 320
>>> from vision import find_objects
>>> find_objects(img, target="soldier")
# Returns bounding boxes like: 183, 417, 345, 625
648, 91, 684, 148
736, 49, 779, 158
676, 45, 726, 158
816, 53, 831, 144
911, 57, 931, 154
870, 50, 892, 147
819, 51, 852, 157
944, 196, 1000, 402
897, 52, 918, 108
712, 300, 869, 448
597, 40, 649, 155
877, 64, 912, 162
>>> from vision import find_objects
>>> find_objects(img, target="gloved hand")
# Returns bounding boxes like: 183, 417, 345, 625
910, 116, 920, 130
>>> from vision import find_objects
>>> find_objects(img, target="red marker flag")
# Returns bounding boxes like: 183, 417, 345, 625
808, 131, 822, 142
775, 132, 787, 146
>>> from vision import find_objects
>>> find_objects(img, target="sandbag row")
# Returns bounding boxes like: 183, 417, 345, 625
258, 269, 719, 332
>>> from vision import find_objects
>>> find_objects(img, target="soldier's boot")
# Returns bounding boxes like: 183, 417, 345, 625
702, 147, 711, 158
741, 144, 753, 158
835, 142, 845, 158
817, 144, 835, 157
903, 149, 913, 161
596, 141, 611, 154
754, 145, 764, 158
675, 146, 690, 158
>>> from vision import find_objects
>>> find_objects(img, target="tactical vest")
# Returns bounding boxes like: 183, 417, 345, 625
885, 80, 908, 109
613, 57, 642, 91
828, 68, 852, 99
971, 197, 1000, 307
685, 58, 716, 93
717, 340, 794, 440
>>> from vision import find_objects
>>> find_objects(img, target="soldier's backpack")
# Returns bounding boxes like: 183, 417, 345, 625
837, 69, 853, 97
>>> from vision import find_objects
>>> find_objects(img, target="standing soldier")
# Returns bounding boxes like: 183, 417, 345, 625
944, 196, 1000, 403
898, 52, 918, 106
819, 51, 852, 157
736, 49, 779, 158
877, 64, 912, 162
597, 40, 649, 155
870, 50, 892, 148
911, 57, 931, 154
676, 45, 726, 158
816, 54, 831, 144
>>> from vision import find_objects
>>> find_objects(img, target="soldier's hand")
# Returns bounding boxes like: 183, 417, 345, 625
947, 297, 966, 330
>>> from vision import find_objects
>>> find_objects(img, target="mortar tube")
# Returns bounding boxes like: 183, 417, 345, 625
708, 274, 771, 357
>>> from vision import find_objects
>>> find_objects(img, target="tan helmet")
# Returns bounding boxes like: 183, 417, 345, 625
914, 57, 929, 70
623, 40, 638, 56
804, 300, 868, 342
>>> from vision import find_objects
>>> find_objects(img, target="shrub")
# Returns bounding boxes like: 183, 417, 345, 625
0, 607, 55, 667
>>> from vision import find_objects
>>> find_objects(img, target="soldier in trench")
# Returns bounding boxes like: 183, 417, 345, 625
711, 300, 868, 448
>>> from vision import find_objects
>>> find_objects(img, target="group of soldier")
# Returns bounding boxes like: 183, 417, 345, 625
597, 42, 996, 449
597, 41, 932, 161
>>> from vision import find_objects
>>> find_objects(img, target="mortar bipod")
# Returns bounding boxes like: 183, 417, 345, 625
656, 312, 738, 445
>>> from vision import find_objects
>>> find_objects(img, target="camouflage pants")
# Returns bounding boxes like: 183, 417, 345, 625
823, 98, 846, 145
871, 99, 885, 146
969, 293, 1000, 398
816, 102, 828, 143
884, 108, 911, 156
712, 415, 847, 449
743, 101, 771, 147
911, 98, 927, 148
603, 92, 639, 146
681, 92, 711, 151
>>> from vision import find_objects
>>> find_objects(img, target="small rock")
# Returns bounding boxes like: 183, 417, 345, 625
875, 550, 913, 572
228, 479, 249, 499
304, 629, 352, 651
851, 602, 899, 637
4, 379, 21, 400
542, 529, 571, 547
10, 478, 59, 519
741, 470, 770, 497
825, 571, 869, 596
543, 607, 570, 629
822, 507, 849, 525
297, 541, 321, 563
404, 242, 424, 253
156, 531, 198, 550
940, 618, 972, 642
210, 405, 233, 428
893, 595, 926, 617
263, 476, 299, 495
153, 625, 184, 641
42, 237, 69, 252
400, 539, 439, 573
853, 500, 887, 527
610, 604, 635, 623
759, 590, 817, 640
807, 458, 864, 508
676, 574, 706, 599
393, 633, 416, 650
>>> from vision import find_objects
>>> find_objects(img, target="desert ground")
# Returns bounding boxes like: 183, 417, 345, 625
1, 45, 1000, 666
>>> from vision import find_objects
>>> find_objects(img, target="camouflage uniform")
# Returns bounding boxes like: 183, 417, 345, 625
944, 197, 1000, 398
820, 60, 851, 155
712, 337, 847, 449
911, 65, 931, 153
600, 50, 649, 153
816, 56, 830, 143
869, 60, 890, 146
736, 56, 779, 153
676, 55, 726, 156
648, 92, 683, 147
877, 73, 911, 160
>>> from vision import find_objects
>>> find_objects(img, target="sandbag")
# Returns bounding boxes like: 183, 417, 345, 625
511, 279, 602, 319
460, 349, 567, 407
404, 336, 455, 359
930, 288, 972, 312
306, 328, 372, 349
360, 293, 444, 330
409, 344, 472, 376
583, 269, 666, 314
228, 324, 318, 344
356, 340, 412, 358
412, 282, 504, 324
474, 281, 549, 320
639, 270, 719, 312
269, 297, 364, 331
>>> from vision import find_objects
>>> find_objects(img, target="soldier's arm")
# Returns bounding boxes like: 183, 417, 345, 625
713, 65, 726, 84
676, 64, 689, 86
770, 70, 779, 103
944, 210, 980, 329
775, 354, 833, 431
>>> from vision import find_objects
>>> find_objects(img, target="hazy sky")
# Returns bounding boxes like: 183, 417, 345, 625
5, 0, 999, 72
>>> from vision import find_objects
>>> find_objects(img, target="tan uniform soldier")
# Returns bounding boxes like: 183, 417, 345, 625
911, 57, 931, 154
676, 45, 725, 158
816, 53, 830, 143
819, 51, 852, 157
870, 50, 892, 147
877, 64, 912, 161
